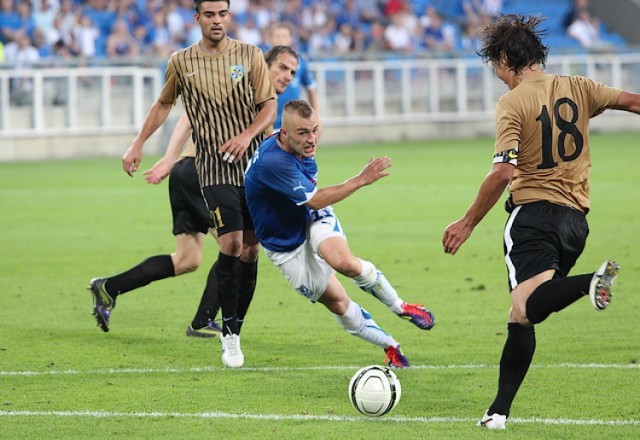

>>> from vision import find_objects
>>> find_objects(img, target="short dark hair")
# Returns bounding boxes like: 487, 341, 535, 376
264, 45, 298, 67
478, 14, 549, 75
283, 99, 314, 120
194, 0, 230, 14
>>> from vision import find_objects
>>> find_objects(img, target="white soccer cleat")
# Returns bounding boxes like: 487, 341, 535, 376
589, 260, 620, 311
220, 333, 244, 368
477, 410, 507, 429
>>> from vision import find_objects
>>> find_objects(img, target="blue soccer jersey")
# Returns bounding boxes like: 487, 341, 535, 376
245, 135, 318, 252
273, 56, 317, 130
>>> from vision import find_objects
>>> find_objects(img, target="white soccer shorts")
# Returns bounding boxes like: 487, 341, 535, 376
308, 206, 346, 253
265, 240, 334, 303
264, 207, 346, 303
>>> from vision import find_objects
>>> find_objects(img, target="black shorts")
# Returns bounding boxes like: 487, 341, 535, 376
201, 184, 254, 237
169, 157, 211, 235
504, 201, 589, 291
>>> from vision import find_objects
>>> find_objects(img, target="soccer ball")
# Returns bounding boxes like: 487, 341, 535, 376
348, 365, 402, 417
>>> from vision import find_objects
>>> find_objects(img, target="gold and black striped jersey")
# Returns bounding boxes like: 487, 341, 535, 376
494, 73, 621, 212
159, 39, 276, 187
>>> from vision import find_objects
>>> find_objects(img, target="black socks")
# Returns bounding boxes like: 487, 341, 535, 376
488, 323, 536, 417
215, 252, 241, 335
191, 262, 220, 329
190, 259, 258, 332
236, 260, 258, 332
525, 274, 592, 324
487, 272, 594, 417
105, 255, 175, 298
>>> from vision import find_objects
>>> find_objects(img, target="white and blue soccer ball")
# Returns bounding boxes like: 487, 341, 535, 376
348, 365, 402, 417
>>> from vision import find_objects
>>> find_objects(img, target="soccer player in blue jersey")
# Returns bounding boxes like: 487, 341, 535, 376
245, 99, 435, 368
266, 22, 318, 130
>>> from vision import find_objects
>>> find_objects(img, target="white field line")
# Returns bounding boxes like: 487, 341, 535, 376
0, 410, 638, 426
0, 363, 638, 377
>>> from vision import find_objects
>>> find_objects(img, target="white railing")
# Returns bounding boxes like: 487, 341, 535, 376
311, 52, 640, 126
0, 66, 162, 138
1, 53, 639, 140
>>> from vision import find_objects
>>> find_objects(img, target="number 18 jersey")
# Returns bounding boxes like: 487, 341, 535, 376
493, 73, 621, 212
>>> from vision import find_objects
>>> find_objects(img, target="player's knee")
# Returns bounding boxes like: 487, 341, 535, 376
329, 301, 353, 327
330, 257, 360, 278
219, 236, 244, 256
321, 293, 350, 315
510, 304, 529, 325
324, 298, 346, 315
173, 254, 201, 275
241, 243, 260, 262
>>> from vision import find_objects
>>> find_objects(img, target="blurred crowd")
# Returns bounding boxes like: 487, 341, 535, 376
562, 0, 614, 52
0, 0, 507, 66
0, 0, 627, 67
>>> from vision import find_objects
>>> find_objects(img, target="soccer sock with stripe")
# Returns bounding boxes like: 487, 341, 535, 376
104, 255, 175, 298
215, 252, 241, 336
191, 261, 219, 329
333, 300, 398, 349
353, 259, 404, 314
236, 259, 258, 333
525, 274, 592, 324
488, 323, 536, 417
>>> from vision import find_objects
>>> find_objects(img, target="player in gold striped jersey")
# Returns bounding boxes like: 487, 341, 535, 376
88, 46, 299, 344
121, 0, 276, 368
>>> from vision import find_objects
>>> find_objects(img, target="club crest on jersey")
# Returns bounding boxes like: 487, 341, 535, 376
230, 65, 244, 84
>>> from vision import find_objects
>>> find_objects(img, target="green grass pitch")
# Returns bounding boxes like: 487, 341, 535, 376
0, 133, 639, 439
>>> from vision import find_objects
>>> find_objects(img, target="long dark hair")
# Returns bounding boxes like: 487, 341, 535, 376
478, 14, 549, 75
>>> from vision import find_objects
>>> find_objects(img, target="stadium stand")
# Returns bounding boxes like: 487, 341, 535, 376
0, 0, 633, 69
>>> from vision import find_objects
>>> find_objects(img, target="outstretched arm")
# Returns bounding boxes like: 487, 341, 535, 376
306, 156, 392, 211
143, 114, 192, 184
122, 100, 173, 176
610, 91, 640, 115
442, 162, 513, 255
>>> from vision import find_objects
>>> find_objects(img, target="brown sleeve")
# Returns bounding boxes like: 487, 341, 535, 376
158, 54, 181, 106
